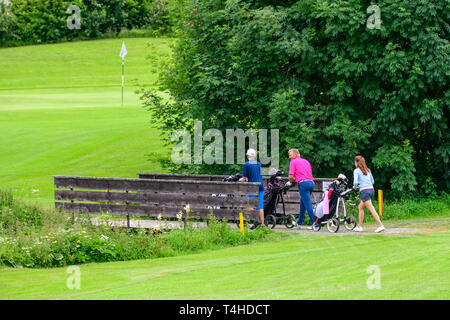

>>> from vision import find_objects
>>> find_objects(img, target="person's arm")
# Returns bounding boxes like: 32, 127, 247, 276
353, 169, 359, 188
240, 164, 249, 182
288, 160, 295, 183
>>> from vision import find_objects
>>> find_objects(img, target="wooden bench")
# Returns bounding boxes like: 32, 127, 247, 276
137, 173, 335, 215
54, 175, 261, 227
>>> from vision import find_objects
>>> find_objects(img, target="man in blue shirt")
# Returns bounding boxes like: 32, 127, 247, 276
240, 148, 265, 227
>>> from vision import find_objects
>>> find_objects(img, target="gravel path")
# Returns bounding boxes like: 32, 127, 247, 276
90, 216, 449, 235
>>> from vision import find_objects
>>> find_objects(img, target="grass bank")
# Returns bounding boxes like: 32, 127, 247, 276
0, 190, 281, 269
1, 219, 448, 299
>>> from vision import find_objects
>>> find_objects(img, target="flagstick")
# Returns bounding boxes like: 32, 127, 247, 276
121, 58, 124, 107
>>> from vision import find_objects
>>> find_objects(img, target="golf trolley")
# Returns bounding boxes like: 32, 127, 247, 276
262, 169, 296, 229
311, 174, 357, 233
230, 169, 296, 229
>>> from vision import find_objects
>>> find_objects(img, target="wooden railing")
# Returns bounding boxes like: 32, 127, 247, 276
54, 176, 261, 226
137, 173, 335, 215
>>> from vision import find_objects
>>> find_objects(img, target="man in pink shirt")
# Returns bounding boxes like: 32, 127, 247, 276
288, 149, 315, 229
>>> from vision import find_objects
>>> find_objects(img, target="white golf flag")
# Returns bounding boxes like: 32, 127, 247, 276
120, 42, 127, 59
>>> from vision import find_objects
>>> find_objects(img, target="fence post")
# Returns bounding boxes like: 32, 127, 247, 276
378, 189, 383, 217
239, 212, 244, 235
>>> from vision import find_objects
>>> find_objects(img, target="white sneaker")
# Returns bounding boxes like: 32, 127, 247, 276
354, 226, 363, 232
375, 225, 385, 233
307, 226, 313, 230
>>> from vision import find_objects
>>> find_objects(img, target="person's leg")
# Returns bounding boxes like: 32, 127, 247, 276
297, 184, 306, 225
259, 210, 265, 226
364, 200, 383, 227
304, 181, 315, 225
258, 191, 265, 226
358, 200, 365, 227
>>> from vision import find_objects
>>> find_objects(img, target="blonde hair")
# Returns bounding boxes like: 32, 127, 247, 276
289, 149, 300, 157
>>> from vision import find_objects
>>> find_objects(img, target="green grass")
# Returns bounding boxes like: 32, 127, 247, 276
1, 38, 449, 301
1, 217, 449, 299
0, 38, 174, 205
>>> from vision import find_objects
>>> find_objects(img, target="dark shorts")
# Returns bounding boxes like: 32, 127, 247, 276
360, 189, 375, 202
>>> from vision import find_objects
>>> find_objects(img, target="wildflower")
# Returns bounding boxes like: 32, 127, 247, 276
100, 234, 109, 241
176, 211, 183, 221
157, 213, 162, 221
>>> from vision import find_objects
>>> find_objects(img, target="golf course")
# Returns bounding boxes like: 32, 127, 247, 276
0, 36, 449, 300
0, 38, 173, 206
1, 217, 449, 300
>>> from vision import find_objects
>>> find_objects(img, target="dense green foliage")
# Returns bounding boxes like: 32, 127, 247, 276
0, 190, 277, 268
0, 0, 176, 46
143, 0, 449, 196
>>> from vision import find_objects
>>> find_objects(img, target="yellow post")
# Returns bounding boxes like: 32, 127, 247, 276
378, 189, 383, 217
239, 212, 244, 235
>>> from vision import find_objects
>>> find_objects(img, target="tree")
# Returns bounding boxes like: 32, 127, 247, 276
0, 2, 17, 43
141, 0, 449, 195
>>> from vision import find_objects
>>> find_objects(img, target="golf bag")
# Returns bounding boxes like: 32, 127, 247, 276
223, 173, 243, 182
314, 174, 349, 222
263, 169, 285, 216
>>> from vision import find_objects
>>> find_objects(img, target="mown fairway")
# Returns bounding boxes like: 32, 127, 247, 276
0, 218, 449, 300
0, 38, 173, 205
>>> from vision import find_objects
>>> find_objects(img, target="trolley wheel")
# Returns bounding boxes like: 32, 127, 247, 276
312, 221, 321, 232
326, 218, 340, 233
344, 215, 357, 230
265, 214, 277, 229
285, 214, 296, 229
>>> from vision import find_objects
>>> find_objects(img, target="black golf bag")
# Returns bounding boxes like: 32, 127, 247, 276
263, 170, 285, 216
223, 173, 243, 182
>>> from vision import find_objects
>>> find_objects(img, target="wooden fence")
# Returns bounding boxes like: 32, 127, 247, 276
137, 173, 335, 215
54, 176, 261, 226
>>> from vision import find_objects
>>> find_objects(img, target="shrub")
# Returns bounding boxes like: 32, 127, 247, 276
344, 191, 450, 221
0, 2, 17, 43
1, 0, 180, 47
12, 0, 78, 44
142, 0, 449, 196
0, 191, 281, 268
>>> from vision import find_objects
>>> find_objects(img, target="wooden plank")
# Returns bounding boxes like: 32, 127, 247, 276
280, 191, 324, 203
54, 176, 260, 195
138, 173, 335, 187
138, 173, 226, 181
55, 202, 257, 220
55, 190, 259, 208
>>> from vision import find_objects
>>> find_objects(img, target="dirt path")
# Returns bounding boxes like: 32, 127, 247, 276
93, 216, 449, 236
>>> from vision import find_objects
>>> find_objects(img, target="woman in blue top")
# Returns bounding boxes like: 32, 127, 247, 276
240, 148, 265, 227
353, 155, 385, 233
